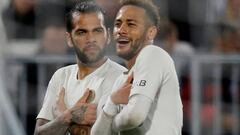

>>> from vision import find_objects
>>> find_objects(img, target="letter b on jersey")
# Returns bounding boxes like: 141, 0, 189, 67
139, 80, 146, 86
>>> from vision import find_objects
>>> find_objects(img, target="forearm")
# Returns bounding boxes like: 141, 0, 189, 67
91, 111, 114, 135
112, 95, 152, 132
91, 97, 118, 135
35, 119, 69, 135
34, 111, 72, 135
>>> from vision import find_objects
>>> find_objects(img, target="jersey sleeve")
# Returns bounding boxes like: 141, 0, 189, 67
130, 46, 174, 101
36, 71, 61, 120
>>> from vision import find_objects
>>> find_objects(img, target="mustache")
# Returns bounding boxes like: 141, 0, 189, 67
83, 44, 99, 50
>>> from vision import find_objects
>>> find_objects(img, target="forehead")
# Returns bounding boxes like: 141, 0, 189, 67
72, 12, 105, 29
115, 5, 147, 22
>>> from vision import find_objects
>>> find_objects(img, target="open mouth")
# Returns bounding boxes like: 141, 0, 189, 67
117, 37, 130, 46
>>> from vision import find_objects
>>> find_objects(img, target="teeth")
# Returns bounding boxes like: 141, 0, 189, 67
118, 39, 129, 42
118, 37, 129, 42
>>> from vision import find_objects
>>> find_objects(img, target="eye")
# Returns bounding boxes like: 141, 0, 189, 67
94, 28, 104, 33
114, 21, 121, 27
128, 23, 136, 27
75, 30, 86, 36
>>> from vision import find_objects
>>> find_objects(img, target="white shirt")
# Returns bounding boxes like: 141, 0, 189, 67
92, 45, 183, 135
37, 59, 126, 121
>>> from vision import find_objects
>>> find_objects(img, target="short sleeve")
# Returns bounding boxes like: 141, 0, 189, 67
37, 71, 60, 120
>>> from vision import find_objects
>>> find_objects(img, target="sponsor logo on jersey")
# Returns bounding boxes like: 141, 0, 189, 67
132, 80, 147, 88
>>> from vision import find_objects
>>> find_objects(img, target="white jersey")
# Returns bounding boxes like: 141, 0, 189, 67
129, 45, 183, 134
37, 59, 126, 121
92, 45, 183, 135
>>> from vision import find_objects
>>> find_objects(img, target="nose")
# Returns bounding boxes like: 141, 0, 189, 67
116, 23, 127, 36
86, 32, 96, 43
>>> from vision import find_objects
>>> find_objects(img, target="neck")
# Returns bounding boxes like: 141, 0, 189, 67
125, 50, 140, 70
125, 43, 150, 69
77, 57, 107, 80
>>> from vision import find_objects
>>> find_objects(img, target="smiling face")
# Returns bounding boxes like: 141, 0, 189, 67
67, 12, 109, 64
113, 5, 155, 60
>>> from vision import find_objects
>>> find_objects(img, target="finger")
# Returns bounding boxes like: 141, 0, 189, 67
87, 103, 97, 109
88, 116, 97, 124
86, 90, 95, 103
85, 114, 97, 125
59, 87, 65, 101
126, 72, 134, 84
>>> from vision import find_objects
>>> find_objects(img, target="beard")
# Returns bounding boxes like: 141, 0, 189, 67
73, 44, 105, 65
117, 33, 147, 60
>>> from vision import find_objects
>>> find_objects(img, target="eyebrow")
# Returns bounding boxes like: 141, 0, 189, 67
126, 19, 137, 22
75, 26, 104, 32
93, 27, 104, 30
75, 28, 87, 33
115, 19, 137, 23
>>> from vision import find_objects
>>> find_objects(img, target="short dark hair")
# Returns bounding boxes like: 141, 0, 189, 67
120, 0, 160, 28
65, 1, 106, 32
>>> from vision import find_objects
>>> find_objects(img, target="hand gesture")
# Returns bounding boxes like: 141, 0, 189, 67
68, 89, 97, 135
70, 88, 97, 125
53, 87, 67, 118
111, 73, 133, 104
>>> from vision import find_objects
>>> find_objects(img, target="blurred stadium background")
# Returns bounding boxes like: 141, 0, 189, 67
0, 0, 239, 135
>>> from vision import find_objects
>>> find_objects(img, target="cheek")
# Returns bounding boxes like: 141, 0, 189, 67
96, 36, 108, 47
72, 36, 85, 44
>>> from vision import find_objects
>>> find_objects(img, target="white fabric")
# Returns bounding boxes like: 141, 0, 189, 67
93, 45, 183, 135
103, 97, 118, 116
37, 59, 126, 121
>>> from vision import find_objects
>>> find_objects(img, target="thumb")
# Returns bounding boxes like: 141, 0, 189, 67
76, 88, 91, 104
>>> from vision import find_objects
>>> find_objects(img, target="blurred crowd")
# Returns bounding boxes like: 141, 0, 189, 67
0, 0, 239, 135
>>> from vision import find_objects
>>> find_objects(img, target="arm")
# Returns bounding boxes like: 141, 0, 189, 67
91, 74, 133, 135
92, 80, 149, 134
34, 112, 71, 135
34, 88, 97, 135
91, 90, 152, 134
112, 94, 151, 131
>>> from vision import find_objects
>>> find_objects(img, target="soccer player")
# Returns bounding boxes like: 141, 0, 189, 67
91, 0, 183, 134
34, 1, 126, 135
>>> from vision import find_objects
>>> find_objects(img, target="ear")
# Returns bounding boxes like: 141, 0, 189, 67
147, 26, 157, 41
66, 32, 74, 48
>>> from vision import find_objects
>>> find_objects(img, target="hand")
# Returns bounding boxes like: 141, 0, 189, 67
111, 73, 133, 104
68, 89, 97, 135
70, 88, 97, 125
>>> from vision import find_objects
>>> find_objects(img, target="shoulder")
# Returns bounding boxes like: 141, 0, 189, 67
140, 45, 170, 56
53, 64, 77, 78
100, 59, 126, 87
105, 59, 127, 73
137, 45, 173, 63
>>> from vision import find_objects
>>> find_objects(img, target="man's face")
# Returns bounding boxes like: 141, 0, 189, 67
68, 12, 109, 64
113, 5, 149, 60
